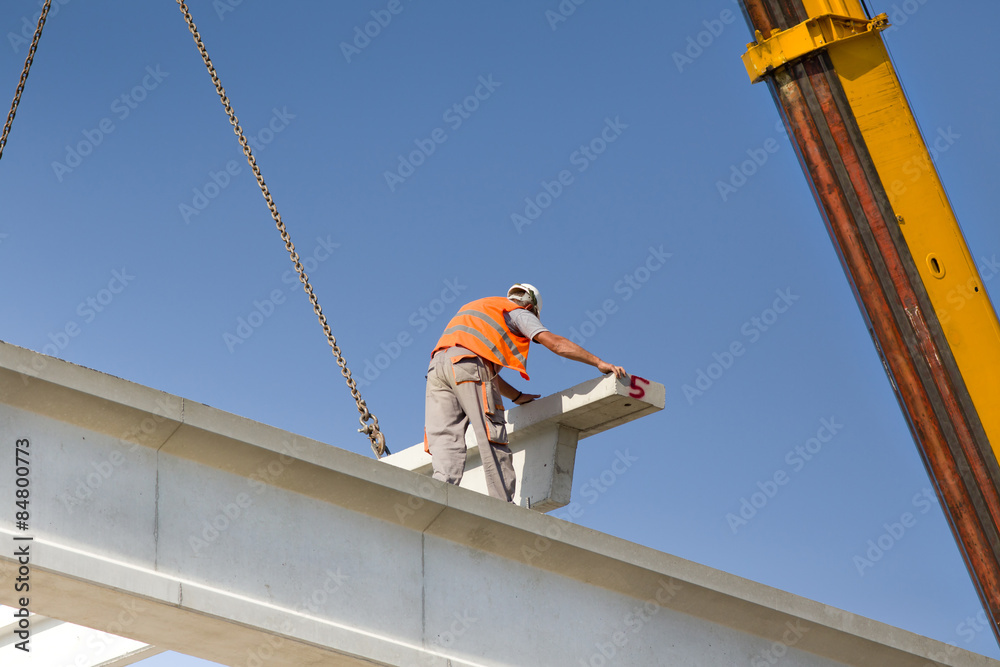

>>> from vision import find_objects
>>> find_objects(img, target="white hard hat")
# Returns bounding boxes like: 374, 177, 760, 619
507, 283, 542, 315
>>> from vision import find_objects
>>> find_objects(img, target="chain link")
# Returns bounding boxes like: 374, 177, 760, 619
176, 1, 388, 458
0, 0, 51, 162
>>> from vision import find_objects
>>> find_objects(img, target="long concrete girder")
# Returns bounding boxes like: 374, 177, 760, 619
0, 341, 996, 667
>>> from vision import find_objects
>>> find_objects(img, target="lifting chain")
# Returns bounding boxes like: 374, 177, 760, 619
176, 1, 389, 458
0, 0, 51, 162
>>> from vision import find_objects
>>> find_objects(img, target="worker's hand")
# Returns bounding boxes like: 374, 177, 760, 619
513, 392, 540, 405
597, 360, 628, 380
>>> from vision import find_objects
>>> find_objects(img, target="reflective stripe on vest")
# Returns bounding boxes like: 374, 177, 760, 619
433, 297, 532, 380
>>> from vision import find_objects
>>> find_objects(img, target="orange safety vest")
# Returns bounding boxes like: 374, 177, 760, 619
433, 297, 533, 380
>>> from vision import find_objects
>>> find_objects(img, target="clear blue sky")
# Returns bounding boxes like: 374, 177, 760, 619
3, 0, 999, 663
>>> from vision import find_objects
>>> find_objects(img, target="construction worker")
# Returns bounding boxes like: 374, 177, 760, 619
424, 283, 628, 502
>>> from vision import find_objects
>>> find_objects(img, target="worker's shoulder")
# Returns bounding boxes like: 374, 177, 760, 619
507, 307, 547, 339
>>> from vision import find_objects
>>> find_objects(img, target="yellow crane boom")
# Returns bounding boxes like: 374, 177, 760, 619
739, 0, 1000, 642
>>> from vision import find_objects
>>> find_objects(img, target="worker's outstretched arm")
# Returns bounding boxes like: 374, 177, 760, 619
495, 374, 540, 405
534, 331, 628, 379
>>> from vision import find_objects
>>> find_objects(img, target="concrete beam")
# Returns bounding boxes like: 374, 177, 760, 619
0, 341, 995, 667
382, 374, 666, 511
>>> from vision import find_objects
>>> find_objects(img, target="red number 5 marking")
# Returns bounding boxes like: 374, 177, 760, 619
629, 375, 649, 399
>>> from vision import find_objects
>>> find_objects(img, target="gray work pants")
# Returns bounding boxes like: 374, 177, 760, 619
425, 346, 516, 502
